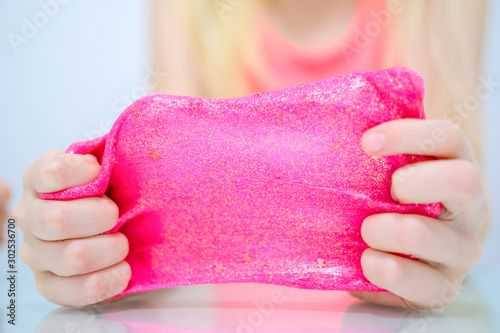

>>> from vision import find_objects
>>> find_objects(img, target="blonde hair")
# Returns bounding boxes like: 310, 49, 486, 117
155, 0, 487, 161
158, 1, 257, 98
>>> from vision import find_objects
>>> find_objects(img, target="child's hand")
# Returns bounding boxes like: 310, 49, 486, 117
351, 119, 487, 309
13, 151, 131, 307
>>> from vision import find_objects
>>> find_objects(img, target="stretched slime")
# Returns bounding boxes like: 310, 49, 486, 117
41, 67, 442, 296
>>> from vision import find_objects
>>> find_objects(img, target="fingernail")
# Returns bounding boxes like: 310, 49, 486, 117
363, 132, 385, 153
390, 186, 399, 202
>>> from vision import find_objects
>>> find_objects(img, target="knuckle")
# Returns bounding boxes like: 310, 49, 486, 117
442, 121, 465, 152
85, 272, 115, 304
24, 151, 61, 189
378, 256, 406, 283
63, 152, 82, 168
85, 263, 130, 305
40, 203, 67, 240
83, 154, 101, 172
464, 238, 482, 269
62, 241, 92, 275
396, 216, 426, 250
451, 160, 480, 201
39, 157, 69, 192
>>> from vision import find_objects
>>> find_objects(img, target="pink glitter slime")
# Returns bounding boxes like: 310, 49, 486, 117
41, 67, 442, 297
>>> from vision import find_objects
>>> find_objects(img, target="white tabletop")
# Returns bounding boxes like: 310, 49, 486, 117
9, 266, 500, 332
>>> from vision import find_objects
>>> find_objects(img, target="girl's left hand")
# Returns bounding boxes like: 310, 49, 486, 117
350, 119, 488, 309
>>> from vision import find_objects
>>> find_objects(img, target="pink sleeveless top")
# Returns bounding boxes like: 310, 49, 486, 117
243, 0, 394, 94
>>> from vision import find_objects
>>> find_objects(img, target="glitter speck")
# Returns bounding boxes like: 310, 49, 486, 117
149, 151, 160, 160
132, 106, 141, 116
241, 253, 253, 263
304, 94, 315, 104
314, 259, 326, 269
330, 141, 341, 151
214, 263, 224, 273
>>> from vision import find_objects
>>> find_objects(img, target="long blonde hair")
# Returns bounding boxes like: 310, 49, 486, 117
154, 0, 487, 161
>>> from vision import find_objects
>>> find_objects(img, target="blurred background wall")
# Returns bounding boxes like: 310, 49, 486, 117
0, 1, 151, 330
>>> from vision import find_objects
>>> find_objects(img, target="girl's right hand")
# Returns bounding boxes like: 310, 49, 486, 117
13, 151, 131, 307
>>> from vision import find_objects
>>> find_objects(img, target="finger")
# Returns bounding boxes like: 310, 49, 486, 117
391, 159, 485, 227
362, 119, 475, 161
35, 261, 131, 307
21, 233, 129, 277
362, 213, 482, 273
24, 151, 101, 194
25, 194, 118, 241
360, 248, 463, 309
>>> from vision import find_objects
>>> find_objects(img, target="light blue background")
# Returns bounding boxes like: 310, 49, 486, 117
0, 1, 499, 332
